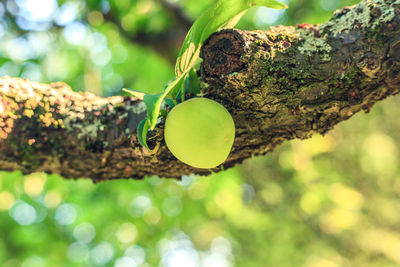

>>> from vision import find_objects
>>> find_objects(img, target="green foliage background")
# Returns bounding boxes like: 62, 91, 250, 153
2, 0, 400, 266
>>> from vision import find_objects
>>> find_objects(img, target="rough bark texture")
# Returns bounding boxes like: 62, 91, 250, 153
0, 0, 399, 181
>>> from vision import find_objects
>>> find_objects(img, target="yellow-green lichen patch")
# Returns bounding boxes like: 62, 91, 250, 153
298, 36, 332, 62
251, 28, 298, 58
76, 119, 104, 140
0, 76, 139, 142
322, 0, 399, 37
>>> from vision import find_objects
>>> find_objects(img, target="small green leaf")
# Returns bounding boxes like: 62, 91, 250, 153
143, 72, 187, 130
185, 69, 201, 96
122, 88, 146, 100
137, 118, 150, 150
143, 93, 163, 130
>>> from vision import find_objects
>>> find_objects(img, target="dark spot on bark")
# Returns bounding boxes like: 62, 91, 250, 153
201, 29, 246, 77
338, 31, 360, 45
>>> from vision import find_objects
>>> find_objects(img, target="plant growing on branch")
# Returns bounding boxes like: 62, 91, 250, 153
124, 0, 287, 158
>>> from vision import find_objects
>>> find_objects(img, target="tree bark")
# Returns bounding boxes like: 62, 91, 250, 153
0, 0, 399, 181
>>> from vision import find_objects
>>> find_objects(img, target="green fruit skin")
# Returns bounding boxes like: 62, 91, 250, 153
164, 97, 235, 169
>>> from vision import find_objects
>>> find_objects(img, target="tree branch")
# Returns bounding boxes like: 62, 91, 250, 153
0, 0, 399, 181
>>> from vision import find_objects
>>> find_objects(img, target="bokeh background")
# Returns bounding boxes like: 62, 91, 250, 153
2, 0, 400, 266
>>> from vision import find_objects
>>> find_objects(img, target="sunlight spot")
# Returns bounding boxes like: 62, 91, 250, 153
63, 22, 87, 45
24, 172, 47, 197
129, 195, 152, 217
328, 183, 364, 210
55, 2, 78, 26
0, 62, 20, 77
116, 223, 138, 243
161, 246, 198, 267
292, 150, 312, 172
205, 237, 234, 266
0, 191, 14, 211
85, 32, 108, 53
176, 175, 195, 188
88, 11, 104, 26
261, 183, 283, 206
162, 196, 182, 217
202, 252, 231, 267
91, 242, 114, 266
114, 256, 138, 267
143, 207, 161, 225
305, 258, 340, 267
91, 49, 112, 66
43, 189, 62, 208
121, 14, 135, 31
159, 233, 199, 267
362, 132, 397, 175
211, 237, 232, 256
9, 200, 37, 225
125, 245, 146, 265
320, 208, 359, 234
21, 62, 43, 81
358, 229, 400, 263
214, 188, 242, 216
16, 0, 58, 21
55, 203, 77, 225
73, 222, 96, 244
3, 37, 32, 62
101, 0, 110, 13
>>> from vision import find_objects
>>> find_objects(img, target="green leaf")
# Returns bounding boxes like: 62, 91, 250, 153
185, 69, 201, 96
164, 98, 176, 108
142, 93, 163, 130
122, 88, 146, 100
175, 0, 288, 77
143, 72, 187, 130
137, 118, 150, 150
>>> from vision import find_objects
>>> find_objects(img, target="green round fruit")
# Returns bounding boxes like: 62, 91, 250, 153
164, 97, 235, 169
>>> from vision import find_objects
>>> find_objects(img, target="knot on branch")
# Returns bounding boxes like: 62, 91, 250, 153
200, 29, 246, 77
357, 52, 380, 78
